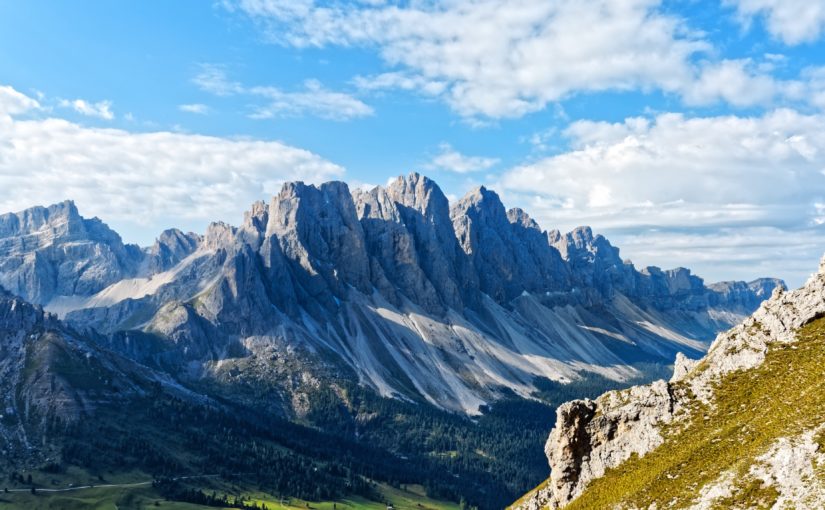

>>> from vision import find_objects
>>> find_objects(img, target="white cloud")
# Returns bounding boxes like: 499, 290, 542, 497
603, 226, 824, 288
498, 109, 825, 286
352, 72, 447, 96
0, 85, 345, 244
178, 103, 210, 114
231, 1, 825, 119
0, 85, 41, 115
725, 0, 825, 45
804, 66, 825, 109
248, 79, 373, 120
503, 109, 825, 225
427, 143, 499, 174
193, 65, 372, 121
230, 0, 709, 119
683, 59, 786, 107
192, 64, 243, 96
59, 98, 115, 120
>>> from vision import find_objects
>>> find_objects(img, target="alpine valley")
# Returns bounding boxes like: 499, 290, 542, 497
0, 173, 785, 509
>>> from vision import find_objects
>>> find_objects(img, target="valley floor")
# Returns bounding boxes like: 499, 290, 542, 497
0, 471, 459, 510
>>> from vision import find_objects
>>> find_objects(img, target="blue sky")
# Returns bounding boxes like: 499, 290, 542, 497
1, 0, 825, 287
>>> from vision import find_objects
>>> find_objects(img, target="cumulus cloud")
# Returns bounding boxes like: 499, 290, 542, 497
193, 65, 372, 121
229, 1, 825, 119
499, 109, 825, 286
725, 0, 825, 45
0, 85, 41, 115
0, 85, 345, 244
59, 98, 115, 120
683, 59, 788, 107
427, 143, 499, 174
228, 0, 709, 119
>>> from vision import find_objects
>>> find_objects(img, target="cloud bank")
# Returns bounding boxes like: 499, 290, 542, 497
499, 109, 825, 286
0, 85, 345, 244
229, 0, 825, 120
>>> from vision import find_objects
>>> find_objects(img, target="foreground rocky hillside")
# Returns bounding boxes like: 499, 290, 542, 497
513, 255, 825, 509
0, 174, 782, 415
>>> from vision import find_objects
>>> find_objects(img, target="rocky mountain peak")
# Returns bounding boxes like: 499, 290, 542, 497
266, 179, 371, 297
449, 184, 572, 301
0, 201, 143, 304
385, 172, 452, 223
0, 200, 81, 245
149, 228, 201, 273
242, 199, 269, 233
507, 207, 541, 231
453, 185, 506, 218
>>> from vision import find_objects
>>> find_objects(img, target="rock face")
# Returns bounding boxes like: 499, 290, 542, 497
516, 253, 825, 509
451, 187, 570, 303
0, 174, 784, 415
0, 201, 143, 304
148, 228, 201, 273
707, 277, 785, 313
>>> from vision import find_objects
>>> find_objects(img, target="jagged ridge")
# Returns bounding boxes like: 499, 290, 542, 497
0, 173, 782, 414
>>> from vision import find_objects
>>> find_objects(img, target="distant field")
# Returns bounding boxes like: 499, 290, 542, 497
0, 477, 460, 510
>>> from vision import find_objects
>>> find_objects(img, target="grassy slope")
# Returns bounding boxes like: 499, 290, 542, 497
0, 480, 460, 510
560, 316, 825, 509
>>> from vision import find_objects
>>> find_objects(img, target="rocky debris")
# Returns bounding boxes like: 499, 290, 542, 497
687, 426, 825, 510
516, 253, 825, 509
685, 257, 825, 402
746, 428, 825, 509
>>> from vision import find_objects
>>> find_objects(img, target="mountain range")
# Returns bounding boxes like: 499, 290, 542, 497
0, 173, 785, 508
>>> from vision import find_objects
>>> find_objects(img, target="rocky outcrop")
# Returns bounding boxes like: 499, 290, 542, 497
540, 380, 678, 508
516, 254, 825, 509
0, 289, 140, 466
